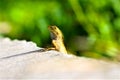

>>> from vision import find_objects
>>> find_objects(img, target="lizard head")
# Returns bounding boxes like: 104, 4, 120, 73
48, 26, 63, 40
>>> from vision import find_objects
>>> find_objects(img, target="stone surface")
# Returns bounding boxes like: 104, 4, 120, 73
0, 38, 120, 80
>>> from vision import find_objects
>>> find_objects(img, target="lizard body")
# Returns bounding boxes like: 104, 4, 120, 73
0, 26, 67, 59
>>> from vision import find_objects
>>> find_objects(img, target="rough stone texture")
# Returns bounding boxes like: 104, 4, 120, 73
0, 38, 120, 80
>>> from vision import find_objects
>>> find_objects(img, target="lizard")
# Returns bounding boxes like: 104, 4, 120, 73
0, 26, 67, 59
48, 26, 67, 54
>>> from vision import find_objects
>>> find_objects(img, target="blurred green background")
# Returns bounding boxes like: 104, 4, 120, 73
0, 0, 120, 60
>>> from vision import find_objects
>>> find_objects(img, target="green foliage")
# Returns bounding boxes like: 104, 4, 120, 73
0, 0, 120, 60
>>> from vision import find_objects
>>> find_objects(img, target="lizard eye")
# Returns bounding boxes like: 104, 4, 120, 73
52, 26, 57, 29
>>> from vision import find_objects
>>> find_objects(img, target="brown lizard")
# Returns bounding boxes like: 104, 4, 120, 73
0, 26, 67, 59
48, 26, 67, 54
